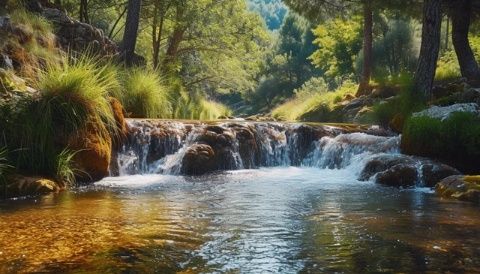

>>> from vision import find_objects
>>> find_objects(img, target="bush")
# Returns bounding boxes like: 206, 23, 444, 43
272, 79, 356, 121
402, 112, 480, 173
120, 69, 173, 118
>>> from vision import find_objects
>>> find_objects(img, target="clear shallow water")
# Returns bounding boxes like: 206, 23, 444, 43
0, 167, 479, 273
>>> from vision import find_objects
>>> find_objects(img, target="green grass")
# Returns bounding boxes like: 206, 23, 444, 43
272, 80, 357, 121
0, 147, 12, 198
119, 69, 173, 118
10, 9, 53, 35
55, 149, 78, 187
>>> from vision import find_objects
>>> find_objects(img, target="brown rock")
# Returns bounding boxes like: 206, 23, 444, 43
181, 144, 216, 175
376, 164, 418, 187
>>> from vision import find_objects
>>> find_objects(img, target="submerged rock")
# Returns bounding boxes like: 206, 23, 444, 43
436, 175, 480, 204
5, 175, 62, 197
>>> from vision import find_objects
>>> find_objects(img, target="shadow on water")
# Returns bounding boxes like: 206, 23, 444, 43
0, 168, 479, 273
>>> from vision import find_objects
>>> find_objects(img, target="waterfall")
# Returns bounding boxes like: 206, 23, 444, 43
115, 120, 400, 176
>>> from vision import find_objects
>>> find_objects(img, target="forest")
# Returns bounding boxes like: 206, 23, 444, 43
1, 0, 480, 272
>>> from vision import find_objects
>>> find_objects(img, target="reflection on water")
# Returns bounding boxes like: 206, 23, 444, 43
0, 167, 479, 273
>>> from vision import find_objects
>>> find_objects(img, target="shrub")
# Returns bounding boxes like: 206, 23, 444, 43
120, 69, 173, 118
402, 112, 480, 173
372, 75, 425, 129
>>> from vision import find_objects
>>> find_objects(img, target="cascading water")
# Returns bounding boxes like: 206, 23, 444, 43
115, 120, 402, 178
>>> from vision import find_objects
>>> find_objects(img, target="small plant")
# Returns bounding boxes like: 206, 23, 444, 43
55, 149, 79, 187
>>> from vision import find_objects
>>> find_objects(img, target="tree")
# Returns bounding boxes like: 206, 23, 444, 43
357, 0, 373, 95
122, 0, 142, 66
414, 0, 442, 99
448, 0, 480, 81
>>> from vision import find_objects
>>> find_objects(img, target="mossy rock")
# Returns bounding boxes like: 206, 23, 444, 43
436, 175, 480, 204
4, 175, 62, 198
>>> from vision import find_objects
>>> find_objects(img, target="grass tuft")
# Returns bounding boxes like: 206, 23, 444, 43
119, 69, 173, 118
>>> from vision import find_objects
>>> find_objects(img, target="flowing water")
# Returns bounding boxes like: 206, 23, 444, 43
0, 121, 479, 273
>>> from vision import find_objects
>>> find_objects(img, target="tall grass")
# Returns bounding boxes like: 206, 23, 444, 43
119, 69, 173, 118
2, 55, 118, 185
272, 80, 357, 121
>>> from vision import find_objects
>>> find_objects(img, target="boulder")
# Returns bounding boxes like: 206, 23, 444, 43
421, 163, 461, 187
5, 175, 61, 197
436, 175, 480, 204
375, 164, 418, 187
411, 103, 480, 121
181, 144, 216, 175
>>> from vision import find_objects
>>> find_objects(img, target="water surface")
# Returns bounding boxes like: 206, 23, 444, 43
0, 167, 479, 273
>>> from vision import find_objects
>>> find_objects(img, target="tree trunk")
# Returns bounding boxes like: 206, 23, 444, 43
445, 16, 449, 50
451, 0, 480, 82
414, 0, 442, 100
152, 1, 166, 70
356, 0, 373, 97
79, 0, 89, 23
122, 0, 142, 66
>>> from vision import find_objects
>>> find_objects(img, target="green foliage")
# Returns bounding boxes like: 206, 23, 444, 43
248, 0, 287, 30
120, 69, 172, 118
371, 75, 425, 128
402, 112, 480, 172
249, 14, 321, 112
272, 79, 356, 121
310, 17, 362, 82
436, 35, 480, 81
358, 18, 418, 81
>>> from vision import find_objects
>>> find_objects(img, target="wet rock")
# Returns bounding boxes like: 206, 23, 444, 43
436, 175, 480, 204
411, 103, 480, 121
287, 125, 324, 165
360, 154, 460, 188
229, 124, 258, 168
359, 154, 415, 181
421, 163, 461, 187
5, 175, 61, 197
376, 164, 418, 187
181, 144, 216, 175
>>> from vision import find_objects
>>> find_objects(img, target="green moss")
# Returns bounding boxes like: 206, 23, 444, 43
402, 112, 480, 173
